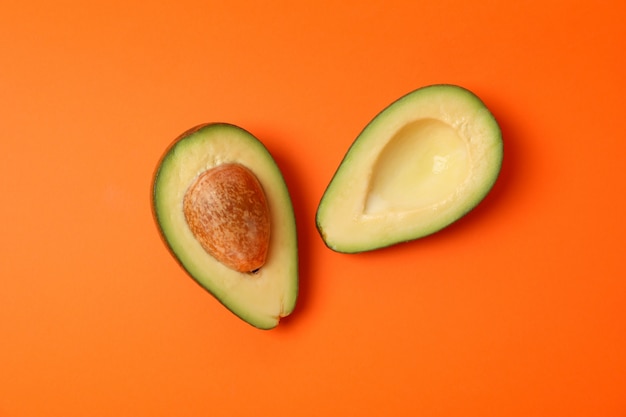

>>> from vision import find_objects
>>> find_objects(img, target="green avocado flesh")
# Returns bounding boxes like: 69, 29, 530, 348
153, 123, 298, 329
316, 84, 503, 253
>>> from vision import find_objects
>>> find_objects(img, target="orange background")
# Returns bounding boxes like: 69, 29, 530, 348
1, 0, 625, 416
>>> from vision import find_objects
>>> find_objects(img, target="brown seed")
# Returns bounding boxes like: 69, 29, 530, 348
183, 163, 270, 273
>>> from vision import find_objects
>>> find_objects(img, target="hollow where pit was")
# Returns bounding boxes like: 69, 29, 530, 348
364, 118, 470, 215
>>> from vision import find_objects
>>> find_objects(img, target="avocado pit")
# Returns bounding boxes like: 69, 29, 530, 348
183, 163, 271, 273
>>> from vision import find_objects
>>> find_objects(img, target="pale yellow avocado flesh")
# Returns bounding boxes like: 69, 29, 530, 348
153, 123, 298, 329
316, 85, 503, 253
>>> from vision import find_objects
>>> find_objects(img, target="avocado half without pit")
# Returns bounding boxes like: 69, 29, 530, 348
316, 84, 503, 253
152, 123, 298, 329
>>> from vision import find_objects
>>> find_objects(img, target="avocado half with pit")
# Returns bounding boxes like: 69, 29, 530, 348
316, 84, 503, 253
152, 123, 298, 329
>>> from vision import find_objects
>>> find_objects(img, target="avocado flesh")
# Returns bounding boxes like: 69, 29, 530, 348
153, 123, 298, 329
316, 84, 503, 253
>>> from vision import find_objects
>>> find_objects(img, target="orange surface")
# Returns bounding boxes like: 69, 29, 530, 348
1, 1, 625, 416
